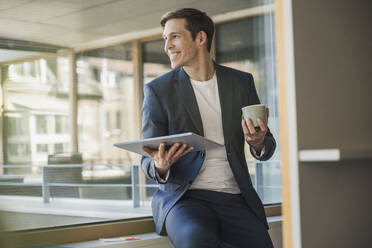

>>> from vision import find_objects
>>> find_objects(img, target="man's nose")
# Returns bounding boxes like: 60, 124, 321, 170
164, 40, 173, 52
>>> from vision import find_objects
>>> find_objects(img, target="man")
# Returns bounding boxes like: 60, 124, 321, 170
141, 8, 276, 248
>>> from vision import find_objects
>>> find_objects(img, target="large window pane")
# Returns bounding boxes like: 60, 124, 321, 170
3, 57, 71, 165
216, 13, 281, 204
73, 43, 154, 228
77, 43, 138, 164
141, 39, 170, 197
142, 39, 170, 85
0, 43, 157, 232
0, 56, 77, 231
0, 7, 281, 234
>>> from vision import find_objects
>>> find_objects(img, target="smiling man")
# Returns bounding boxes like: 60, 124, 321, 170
141, 8, 276, 248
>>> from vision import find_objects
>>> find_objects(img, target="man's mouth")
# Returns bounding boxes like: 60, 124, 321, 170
169, 52, 180, 60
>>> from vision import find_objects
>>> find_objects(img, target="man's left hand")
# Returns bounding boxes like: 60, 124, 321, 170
241, 108, 269, 154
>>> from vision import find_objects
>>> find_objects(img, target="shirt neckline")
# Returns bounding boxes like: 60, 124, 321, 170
190, 72, 217, 86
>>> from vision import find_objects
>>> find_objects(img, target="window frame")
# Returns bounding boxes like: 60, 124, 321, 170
6, 206, 281, 246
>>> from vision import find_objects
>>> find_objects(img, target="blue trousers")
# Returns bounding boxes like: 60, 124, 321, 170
165, 190, 274, 248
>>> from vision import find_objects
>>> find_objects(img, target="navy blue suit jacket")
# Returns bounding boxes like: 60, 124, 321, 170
141, 64, 276, 234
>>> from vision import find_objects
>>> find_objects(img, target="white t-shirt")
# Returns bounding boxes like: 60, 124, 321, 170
188, 73, 241, 194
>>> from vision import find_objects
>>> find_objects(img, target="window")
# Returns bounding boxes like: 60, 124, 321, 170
3, 58, 71, 166
105, 112, 110, 132
55, 115, 65, 134
0, 6, 280, 234
1, 56, 74, 231
13, 61, 38, 78
116, 111, 121, 130
36, 115, 48, 134
54, 143, 64, 153
216, 13, 281, 204
142, 39, 170, 85
72, 43, 154, 230
6, 115, 28, 136
77, 43, 136, 165
7, 144, 30, 157
36, 144, 48, 153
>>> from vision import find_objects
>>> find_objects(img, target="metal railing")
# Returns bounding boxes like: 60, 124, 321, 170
0, 160, 282, 206
0, 163, 158, 207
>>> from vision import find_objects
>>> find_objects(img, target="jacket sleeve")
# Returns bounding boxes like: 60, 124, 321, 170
249, 128, 276, 161
246, 74, 277, 161
140, 84, 169, 183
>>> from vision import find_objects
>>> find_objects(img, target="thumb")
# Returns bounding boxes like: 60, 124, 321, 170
142, 146, 156, 157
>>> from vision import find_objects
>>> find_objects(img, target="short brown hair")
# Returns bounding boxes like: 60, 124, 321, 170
160, 8, 214, 52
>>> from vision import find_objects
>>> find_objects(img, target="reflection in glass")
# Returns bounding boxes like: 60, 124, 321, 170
0, 7, 281, 232
141, 39, 170, 197
3, 57, 71, 165
216, 13, 281, 204
74, 43, 155, 225
142, 39, 170, 85
55, 115, 68, 134
76, 43, 137, 165
36, 115, 47, 134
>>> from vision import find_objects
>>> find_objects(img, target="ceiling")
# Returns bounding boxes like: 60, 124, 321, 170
0, 0, 270, 62
0, 0, 274, 64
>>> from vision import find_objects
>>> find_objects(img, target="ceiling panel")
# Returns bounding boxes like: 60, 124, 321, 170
45, 0, 137, 30
41, 30, 106, 46
0, 0, 118, 20
0, 0, 271, 49
0, 18, 43, 38
50, 0, 118, 9
83, 0, 259, 36
0, 0, 32, 11
0, 1, 80, 22
90, 10, 165, 36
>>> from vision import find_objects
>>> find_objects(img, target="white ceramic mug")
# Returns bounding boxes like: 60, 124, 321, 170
241, 104, 267, 127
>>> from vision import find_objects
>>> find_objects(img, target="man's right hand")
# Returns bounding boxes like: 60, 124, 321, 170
142, 142, 194, 177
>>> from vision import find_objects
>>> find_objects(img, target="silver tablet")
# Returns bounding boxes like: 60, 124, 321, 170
114, 132, 223, 156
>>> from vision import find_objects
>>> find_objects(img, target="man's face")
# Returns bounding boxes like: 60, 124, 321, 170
163, 18, 199, 69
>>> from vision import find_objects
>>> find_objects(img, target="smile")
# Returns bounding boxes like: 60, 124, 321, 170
169, 52, 180, 59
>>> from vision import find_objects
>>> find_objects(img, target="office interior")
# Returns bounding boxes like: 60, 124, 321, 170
0, 0, 371, 247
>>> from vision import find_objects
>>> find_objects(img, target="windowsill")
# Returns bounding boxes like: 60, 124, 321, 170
0, 195, 280, 231
0, 195, 151, 218
4, 204, 281, 247
0, 195, 152, 231
64, 217, 283, 248
66, 233, 172, 248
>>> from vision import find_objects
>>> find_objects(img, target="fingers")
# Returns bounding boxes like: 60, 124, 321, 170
158, 142, 194, 161
142, 146, 157, 157
242, 116, 267, 146
170, 143, 186, 158
266, 107, 270, 119
257, 118, 267, 133
246, 118, 257, 135
181, 146, 194, 157
166, 142, 181, 159
241, 119, 251, 136
158, 142, 166, 158
174, 144, 194, 159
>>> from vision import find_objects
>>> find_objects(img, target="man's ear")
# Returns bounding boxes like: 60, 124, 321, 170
198, 31, 208, 47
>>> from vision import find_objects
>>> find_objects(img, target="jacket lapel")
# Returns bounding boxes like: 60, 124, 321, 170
174, 68, 204, 136
215, 64, 233, 146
